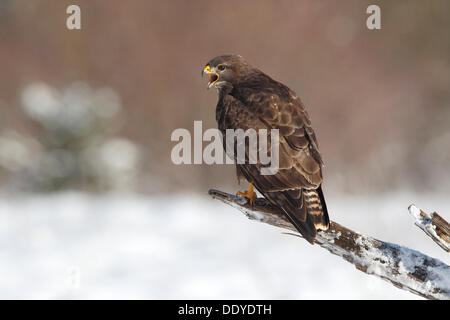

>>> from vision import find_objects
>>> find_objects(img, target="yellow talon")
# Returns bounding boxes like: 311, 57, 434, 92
237, 183, 257, 205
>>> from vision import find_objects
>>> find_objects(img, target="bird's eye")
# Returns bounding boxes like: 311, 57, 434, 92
217, 64, 226, 71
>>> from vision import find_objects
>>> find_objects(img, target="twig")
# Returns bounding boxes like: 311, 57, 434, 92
208, 189, 450, 300
408, 204, 450, 253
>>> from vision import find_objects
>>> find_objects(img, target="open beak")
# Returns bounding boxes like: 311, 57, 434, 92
202, 65, 219, 89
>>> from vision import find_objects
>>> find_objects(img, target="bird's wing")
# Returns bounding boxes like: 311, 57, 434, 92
224, 85, 323, 192
220, 86, 328, 242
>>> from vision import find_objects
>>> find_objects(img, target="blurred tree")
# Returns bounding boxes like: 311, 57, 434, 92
0, 82, 141, 192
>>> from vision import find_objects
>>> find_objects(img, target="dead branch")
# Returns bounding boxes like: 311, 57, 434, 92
208, 189, 450, 300
408, 205, 450, 253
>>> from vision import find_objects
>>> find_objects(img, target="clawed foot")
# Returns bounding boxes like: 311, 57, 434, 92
237, 183, 257, 205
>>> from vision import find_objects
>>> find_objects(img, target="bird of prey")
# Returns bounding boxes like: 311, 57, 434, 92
202, 54, 329, 243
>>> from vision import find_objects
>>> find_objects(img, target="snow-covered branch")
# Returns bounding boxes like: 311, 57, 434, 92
408, 205, 450, 253
208, 189, 450, 300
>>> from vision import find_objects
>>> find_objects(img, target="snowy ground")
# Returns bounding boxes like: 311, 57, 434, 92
0, 191, 448, 299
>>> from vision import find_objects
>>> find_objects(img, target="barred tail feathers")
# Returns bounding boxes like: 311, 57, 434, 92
303, 186, 330, 231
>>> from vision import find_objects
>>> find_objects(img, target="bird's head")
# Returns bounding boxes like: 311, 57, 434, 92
202, 54, 250, 91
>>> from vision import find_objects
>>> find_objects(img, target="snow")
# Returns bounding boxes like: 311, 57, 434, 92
351, 234, 449, 299
0, 191, 448, 299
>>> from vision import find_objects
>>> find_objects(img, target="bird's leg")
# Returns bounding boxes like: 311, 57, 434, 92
237, 183, 257, 205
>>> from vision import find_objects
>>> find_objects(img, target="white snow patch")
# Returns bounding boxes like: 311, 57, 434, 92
0, 191, 448, 299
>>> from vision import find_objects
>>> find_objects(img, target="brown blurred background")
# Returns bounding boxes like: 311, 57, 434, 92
0, 0, 449, 195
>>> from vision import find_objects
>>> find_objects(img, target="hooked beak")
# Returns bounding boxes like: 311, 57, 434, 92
202, 65, 219, 89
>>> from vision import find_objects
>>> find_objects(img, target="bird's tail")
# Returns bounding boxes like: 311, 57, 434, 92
303, 187, 330, 231
263, 185, 330, 244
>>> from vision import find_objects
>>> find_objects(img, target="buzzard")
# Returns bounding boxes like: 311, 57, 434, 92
203, 55, 329, 243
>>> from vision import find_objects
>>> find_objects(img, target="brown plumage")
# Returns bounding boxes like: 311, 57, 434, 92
203, 54, 329, 243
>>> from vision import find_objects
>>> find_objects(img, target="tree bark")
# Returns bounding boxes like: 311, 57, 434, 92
408, 204, 450, 253
209, 189, 450, 300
